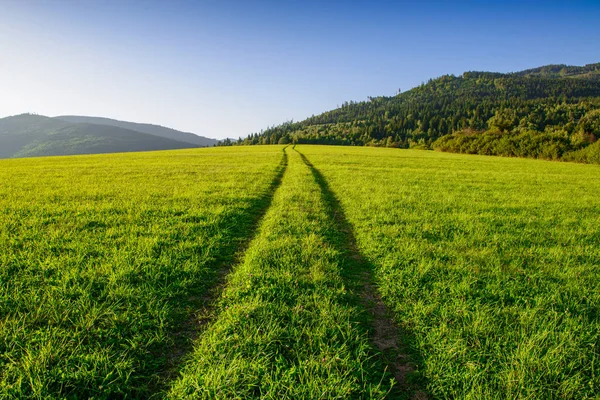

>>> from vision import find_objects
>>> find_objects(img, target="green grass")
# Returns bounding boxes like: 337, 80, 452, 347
0, 146, 285, 398
2, 144, 599, 399
299, 145, 600, 399
168, 147, 393, 399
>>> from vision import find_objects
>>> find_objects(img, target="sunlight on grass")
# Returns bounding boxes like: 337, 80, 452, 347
0, 146, 284, 398
301, 145, 600, 398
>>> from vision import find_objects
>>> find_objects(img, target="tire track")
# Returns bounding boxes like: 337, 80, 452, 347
294, 147, 427, 399
154, 146, 289, 395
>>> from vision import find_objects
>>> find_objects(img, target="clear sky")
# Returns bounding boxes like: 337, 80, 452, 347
1, 0, 599, 139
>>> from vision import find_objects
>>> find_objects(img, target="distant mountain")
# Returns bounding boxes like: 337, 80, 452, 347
0, 114, 199, 158
55, 115, 217, 147
0, 114, 71, 158
236, 62, 600, 163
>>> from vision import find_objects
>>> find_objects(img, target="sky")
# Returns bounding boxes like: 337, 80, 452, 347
1, 0, 599, 139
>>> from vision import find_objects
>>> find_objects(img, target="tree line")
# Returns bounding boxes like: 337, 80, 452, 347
221, 63, 600, 163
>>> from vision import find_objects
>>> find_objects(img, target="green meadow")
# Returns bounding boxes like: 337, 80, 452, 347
0, 147, 285, 397
300, 146, 600, 399
1, 145, 599, 399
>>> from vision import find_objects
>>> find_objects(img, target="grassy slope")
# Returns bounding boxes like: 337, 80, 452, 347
169, 147, 393, 399
300, 145, 600, 399
0, 146, 284, 398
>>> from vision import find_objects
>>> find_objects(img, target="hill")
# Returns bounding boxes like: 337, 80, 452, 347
55, 115, 217, 147
236, 63, 600, 163
0, 114, 199, 158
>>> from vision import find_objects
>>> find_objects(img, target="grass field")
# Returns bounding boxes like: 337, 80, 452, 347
300, 145, 600, 399
0, 147, 285, 397
169, 148, 393, 399
1, 144, 599, 399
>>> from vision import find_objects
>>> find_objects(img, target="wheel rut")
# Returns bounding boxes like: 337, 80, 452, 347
294, 147, 427, 399
153, 146, 289, 394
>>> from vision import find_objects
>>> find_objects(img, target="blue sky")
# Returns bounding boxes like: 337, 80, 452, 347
1, 0, 599, 139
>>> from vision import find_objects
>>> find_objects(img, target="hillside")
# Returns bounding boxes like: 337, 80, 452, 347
237, 63, 600, 163
0, 114, 71, 158
55, 115, 217, 147
0, 114, 199, 158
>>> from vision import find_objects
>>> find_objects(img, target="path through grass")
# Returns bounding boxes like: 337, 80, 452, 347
0, 146, 285, 398
169, 147, 395, 399
3, 144, 598, 399
300, 145, 600, 399
294, 147, 426, 399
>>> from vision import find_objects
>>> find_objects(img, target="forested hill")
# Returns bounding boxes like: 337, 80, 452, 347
234, 63, 600, 164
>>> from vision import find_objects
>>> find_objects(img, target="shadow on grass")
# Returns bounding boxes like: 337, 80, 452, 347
294, 147, 429, 400
150, 147, 290, 396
